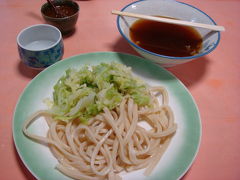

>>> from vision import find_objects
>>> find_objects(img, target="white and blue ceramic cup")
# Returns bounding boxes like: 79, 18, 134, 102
17, 24, 64, 69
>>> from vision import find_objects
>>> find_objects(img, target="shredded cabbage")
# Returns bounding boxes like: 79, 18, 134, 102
50, 62, 150, 122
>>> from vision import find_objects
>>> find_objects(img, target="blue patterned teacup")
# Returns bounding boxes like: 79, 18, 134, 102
17, 24, 64, 69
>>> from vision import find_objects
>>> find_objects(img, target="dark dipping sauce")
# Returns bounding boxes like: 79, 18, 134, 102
43, 3, 78, 18
129, 17, 203, 57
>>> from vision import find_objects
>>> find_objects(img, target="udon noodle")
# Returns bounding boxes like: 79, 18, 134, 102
23, 86, 177, 180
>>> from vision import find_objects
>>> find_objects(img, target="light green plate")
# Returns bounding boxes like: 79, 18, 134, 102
13, 52, 201, 180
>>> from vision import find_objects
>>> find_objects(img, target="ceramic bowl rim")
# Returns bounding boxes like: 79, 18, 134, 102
117, 0, 221, 60
41, 0, 79, 20
17, 24, 62, 52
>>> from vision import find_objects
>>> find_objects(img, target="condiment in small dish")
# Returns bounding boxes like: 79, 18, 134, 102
41, 0, 79, 34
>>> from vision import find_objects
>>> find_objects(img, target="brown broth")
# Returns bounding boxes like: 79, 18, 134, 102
129, 17, 203, 57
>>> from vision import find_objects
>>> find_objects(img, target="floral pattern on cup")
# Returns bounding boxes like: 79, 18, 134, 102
18, 40, 64, 69
17, 24, 64, 69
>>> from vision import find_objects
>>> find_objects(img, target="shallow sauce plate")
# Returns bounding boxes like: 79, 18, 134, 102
13, 52, 201, 180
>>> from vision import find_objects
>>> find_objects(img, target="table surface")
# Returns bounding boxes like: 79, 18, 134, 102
0, 0, 239, 179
